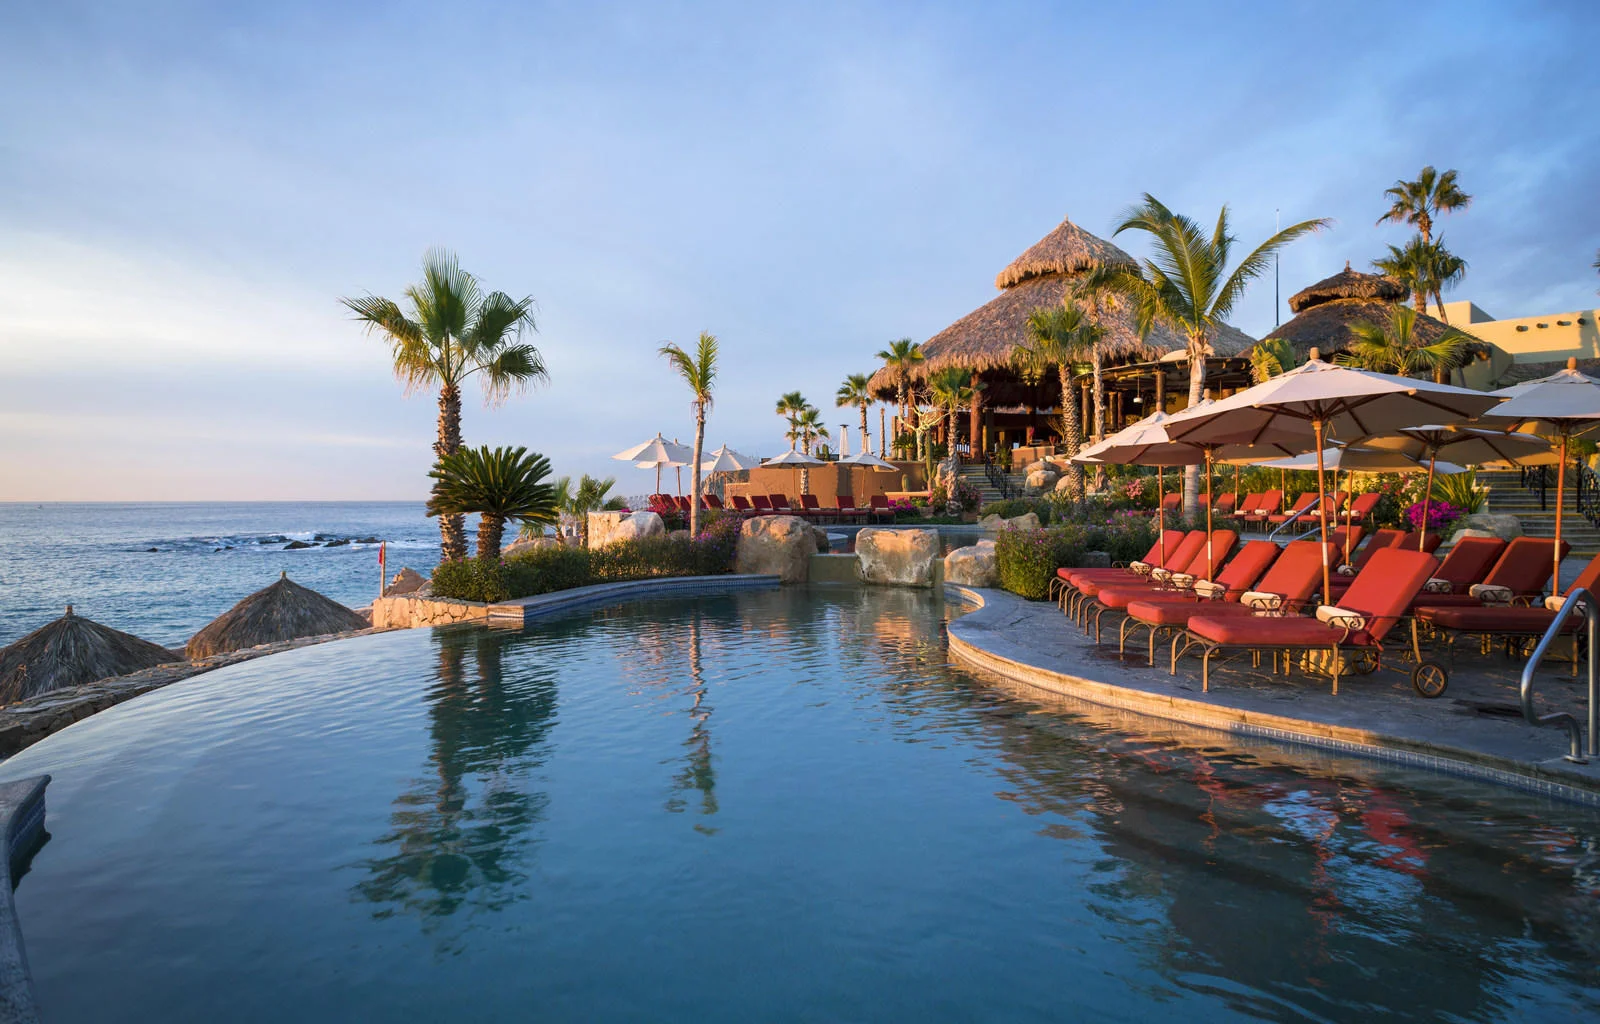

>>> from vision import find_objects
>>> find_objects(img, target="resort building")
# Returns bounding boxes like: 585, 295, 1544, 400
1427, 299, 1600, 386
869, 217, 1258, 454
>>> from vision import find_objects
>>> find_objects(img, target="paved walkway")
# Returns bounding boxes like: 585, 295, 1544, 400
945, 586, 1600, 801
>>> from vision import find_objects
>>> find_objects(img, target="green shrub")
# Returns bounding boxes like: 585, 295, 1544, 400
430, 558, 514, 603
993, 514, 1158, 600
504, 546, 593, 595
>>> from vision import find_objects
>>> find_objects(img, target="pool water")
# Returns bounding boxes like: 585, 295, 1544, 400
3, 586, 1599, 1022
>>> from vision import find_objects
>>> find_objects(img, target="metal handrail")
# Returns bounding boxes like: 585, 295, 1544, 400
1577, 464, 1600, 529
1521, 464, 1550, 511
982, 451, 1016, 500
1520, 588, 1597, 764
1266, 500, 1331, 542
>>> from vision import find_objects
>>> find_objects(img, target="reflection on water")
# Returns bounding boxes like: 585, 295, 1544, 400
354, 629, 557, 922
2, 585, 1598, 1022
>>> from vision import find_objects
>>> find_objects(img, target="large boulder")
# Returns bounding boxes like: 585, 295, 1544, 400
1006, 512, 1042, 531
501, 535, 560, 558
1055, 475, 1077, 493
1452, 513, 1522, 542
978, 513, 1003, 531
944, 540, 997, 587
856, 528, 940, 587
384, 567, 426, 596
1024, 468, 1059, 495
734, 515, 813, 582
812, 526, 832, 553
591, 510, 664, 548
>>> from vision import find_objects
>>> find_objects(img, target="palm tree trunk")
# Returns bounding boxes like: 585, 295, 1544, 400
1182, 337, 1207, 518
859, 405, 869, 457
477, 514, 504, 563
1433, 287, 1448, 324
435, 384, 468, 561
1091, 347, 1107, 492
1057, 367, 1083, 498
690, 405, 705, 537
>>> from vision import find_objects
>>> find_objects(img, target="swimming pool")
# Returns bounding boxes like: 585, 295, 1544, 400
4, 585, 1598, 1021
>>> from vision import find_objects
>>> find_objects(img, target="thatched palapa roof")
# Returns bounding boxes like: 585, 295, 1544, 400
0, 606, 180, 704
869, 216, 1257, 397
1287, 263, 1407, 313
1267, 262, 1481, 363
187, 573, 368, 659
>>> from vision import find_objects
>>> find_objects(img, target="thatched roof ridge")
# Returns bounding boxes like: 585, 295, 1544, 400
994, 216, 1137, 290
1264, 297, 1481, 361
867, 275, 1257, 394
1288, 262, 1407, 313
0, 606, 180, 704
186, 573, 368, 659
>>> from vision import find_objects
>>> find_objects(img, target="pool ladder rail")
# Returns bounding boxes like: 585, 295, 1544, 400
1522, 588, 1599, 764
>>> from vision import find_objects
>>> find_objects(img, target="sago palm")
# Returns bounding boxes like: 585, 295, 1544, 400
1335, 305, 1471, 383
660, 332, 718, 537
1377, 166, 1472, 245
835, 373, 874, 454
343, 248, 546, 560
427, 445, 558, 563
1020, 303, 1092, 497
875, 338, 924, 456
1093, 195, 1328, 514
540, 474, 619, 545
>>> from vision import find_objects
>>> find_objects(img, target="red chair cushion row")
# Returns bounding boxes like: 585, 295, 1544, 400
1418, 606, 1577, 632
1188, 613, 1380, 647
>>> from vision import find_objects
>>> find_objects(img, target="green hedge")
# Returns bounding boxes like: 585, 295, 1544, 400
993, 514, 1157, 600
431, 513, 742, 602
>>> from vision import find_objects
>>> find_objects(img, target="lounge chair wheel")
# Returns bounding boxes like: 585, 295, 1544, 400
1412, 660, 1449, 698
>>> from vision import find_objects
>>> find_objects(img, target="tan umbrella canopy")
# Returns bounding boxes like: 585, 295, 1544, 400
187, 573, 368, 660
1477, 358, 1600, 590
763, 448, 825, 496
613, 434, 692, 494
1357, 425, 1556, 551
1161, 350, 1503, 600
0, 606, 179, 704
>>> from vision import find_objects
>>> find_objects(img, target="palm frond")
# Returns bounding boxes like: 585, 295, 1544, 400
1213, 216, 1331, 319
427, 445, 558, 525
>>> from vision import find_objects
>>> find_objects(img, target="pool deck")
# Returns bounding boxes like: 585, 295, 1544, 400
945, 585, 1600, 803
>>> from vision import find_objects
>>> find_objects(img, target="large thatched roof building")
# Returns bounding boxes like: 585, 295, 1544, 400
0, 606, 180, 704
869, 216, 1258, 450
187, 573, 368, 659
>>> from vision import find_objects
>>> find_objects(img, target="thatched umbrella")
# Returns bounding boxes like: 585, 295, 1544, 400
187, 572, 369, 659
0, 606, 179, 704
1264, 263, 1489, 368
867, 217, 1256, 406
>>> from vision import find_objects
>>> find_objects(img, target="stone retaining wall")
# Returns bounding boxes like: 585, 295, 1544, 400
370, 595, 499, 629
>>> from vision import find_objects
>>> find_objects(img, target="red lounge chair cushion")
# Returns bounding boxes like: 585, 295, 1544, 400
1189, 614, 1375, 647
1431, 537, 1506, 588
1418, 606, 1575, 633
1126, 597, 1268, 626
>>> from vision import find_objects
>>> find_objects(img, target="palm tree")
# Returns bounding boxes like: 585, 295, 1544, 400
927, 368, 977, 452
875, 338, 924, 457
427, 446, 558, 563
1373, 236, 1467, 321
1094, 195, 1328, 514
1377, 166, 1472, 245
541, 474, 622, 545
1335, 305, 1471, 384
343, 249, 546, 561
1249, 337, 1298, 383
1019, 304, 1091, 498
776, 390, 808, 440
793, 406, 829, 494
660, 332, 718, 537
835, 373, 874, 454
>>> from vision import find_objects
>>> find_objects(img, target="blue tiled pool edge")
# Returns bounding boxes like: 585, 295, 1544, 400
944, 585, 1600, 808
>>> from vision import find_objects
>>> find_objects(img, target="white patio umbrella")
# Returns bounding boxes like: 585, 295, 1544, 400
1355, 425, 1556, 551
1476, 358, 1600, 590
763, 448, 825, 496
838, 450, 898, 507
613, 434, 692, 494
1161, 350, 1503, 600
700, 445, 762, 474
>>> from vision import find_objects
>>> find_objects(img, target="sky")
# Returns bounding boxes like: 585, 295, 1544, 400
2, 0, 1596, 501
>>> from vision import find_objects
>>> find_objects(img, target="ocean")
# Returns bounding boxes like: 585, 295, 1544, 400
0, 503, 444, 649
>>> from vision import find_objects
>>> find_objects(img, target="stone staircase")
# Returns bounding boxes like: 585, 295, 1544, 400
959, 464, 1016, 505
1470, 470, 1600, 555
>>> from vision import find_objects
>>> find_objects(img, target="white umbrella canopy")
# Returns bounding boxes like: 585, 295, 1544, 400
1161, 351, 1504, 600
1250, 447, 1468, 474
764, 448, 825, 497
838, 451, 897, 470
1476, 358, 1600, 590
614, 433, 693, 494
700, 445, 763, 473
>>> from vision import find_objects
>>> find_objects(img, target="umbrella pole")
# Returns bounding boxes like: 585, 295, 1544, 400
1420, 455, 1437, 551
1233, 464, 1240, 503
656, 465, 662, 495
1315, 420, 1331, 603
1158, 468, 1167, 566
1205, 450, 1214, 579
1556, 434, 1568, 593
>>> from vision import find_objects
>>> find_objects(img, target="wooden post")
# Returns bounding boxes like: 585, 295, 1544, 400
1155, 367, 1167, 412
969, 390, 981, 460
